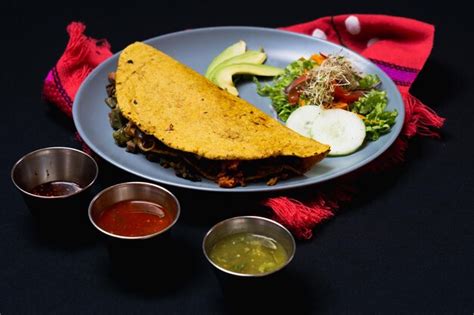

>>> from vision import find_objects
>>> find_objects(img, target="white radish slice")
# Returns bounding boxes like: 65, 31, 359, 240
286, 105, 323, 137
310, 108, 366, 156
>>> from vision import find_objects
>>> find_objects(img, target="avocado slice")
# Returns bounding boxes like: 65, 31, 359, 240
212, 63, 284, 96
205, 41, 246, 78
208, 50, 267, 82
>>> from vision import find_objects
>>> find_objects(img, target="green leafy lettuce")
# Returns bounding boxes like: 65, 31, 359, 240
255, 57, 396, 142
358, 74, 381, 90
351, 90, 398, 141
254, 58, 315, 121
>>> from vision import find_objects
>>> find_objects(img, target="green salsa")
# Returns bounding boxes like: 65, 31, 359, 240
209, 232, 288, 274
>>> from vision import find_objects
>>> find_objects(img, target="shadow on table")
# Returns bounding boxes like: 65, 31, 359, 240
214, 269, 327, 314
177, 190, 269, 225
23, 214, 99, 250
410, 57, 457, 112
106, 234, 197, 296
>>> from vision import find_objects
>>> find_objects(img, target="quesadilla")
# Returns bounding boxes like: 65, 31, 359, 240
106, 42, 329, 188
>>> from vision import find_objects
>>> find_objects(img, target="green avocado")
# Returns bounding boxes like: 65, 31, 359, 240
212, 63, 284, 96
208, 50, 267, 82
205, 40, 246, 78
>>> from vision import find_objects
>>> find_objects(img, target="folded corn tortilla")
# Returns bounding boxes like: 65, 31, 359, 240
114, 42, 329, 186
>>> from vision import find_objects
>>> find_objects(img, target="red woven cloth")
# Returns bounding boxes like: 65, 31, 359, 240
43, 22, 112, 117
43, 16, 444, 239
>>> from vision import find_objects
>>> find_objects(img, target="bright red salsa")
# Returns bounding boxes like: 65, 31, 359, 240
96, 200, 173, 237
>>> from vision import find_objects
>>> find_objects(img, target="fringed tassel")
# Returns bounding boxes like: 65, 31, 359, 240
264, 197, 334, 239
62, 22, 91, 68
264, 182, 356, 239
42, 22, 112, 117
402, 93, 445, 138
60, 22, 112, 100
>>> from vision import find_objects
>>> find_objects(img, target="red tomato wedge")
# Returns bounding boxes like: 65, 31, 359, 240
285, 74, 310, 105
333, 85, 364, 104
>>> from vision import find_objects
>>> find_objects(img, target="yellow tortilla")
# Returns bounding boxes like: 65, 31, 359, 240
115, 42, 329, 161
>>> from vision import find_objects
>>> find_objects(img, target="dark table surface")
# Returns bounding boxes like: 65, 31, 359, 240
1, 1, 473, 314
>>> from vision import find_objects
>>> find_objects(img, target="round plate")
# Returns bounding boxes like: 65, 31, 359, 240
73, 26, 404, 192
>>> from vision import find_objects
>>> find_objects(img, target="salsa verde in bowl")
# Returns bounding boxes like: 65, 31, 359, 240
203, 216, 295, 277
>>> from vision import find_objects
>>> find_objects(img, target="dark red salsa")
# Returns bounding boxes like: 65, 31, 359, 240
95, 200, 173, 237
30, 181, 82, 197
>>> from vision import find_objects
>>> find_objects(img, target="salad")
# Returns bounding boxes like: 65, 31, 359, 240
255, 54, 398, 155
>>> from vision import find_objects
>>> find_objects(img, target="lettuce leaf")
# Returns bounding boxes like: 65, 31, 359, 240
255, 57, 396, 142
255, 58, 315, 121
358, 74, 381, 90
352, 90, 397, 141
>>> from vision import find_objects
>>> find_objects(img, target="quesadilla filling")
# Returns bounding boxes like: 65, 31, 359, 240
106, 73, 309, 188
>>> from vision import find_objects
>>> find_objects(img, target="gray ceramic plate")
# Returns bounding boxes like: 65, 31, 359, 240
73, 26, 404, 192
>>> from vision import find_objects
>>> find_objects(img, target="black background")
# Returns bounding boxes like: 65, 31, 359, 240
1, 1, 473, 314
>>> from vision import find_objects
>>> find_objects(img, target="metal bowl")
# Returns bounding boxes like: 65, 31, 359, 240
88, 182, 181, 266
88, 182, 180, 240
11, 147, 98, 216
203, 216, 296, 278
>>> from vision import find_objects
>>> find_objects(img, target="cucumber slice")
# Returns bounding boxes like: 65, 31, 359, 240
205, 41, 246, 78
310, 108, 366, 156
286, 105, 323, 137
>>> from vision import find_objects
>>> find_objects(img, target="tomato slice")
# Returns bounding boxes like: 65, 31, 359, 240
285, 74, 310, 105
333, 85, 364, 103
287, 89, 300, 105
